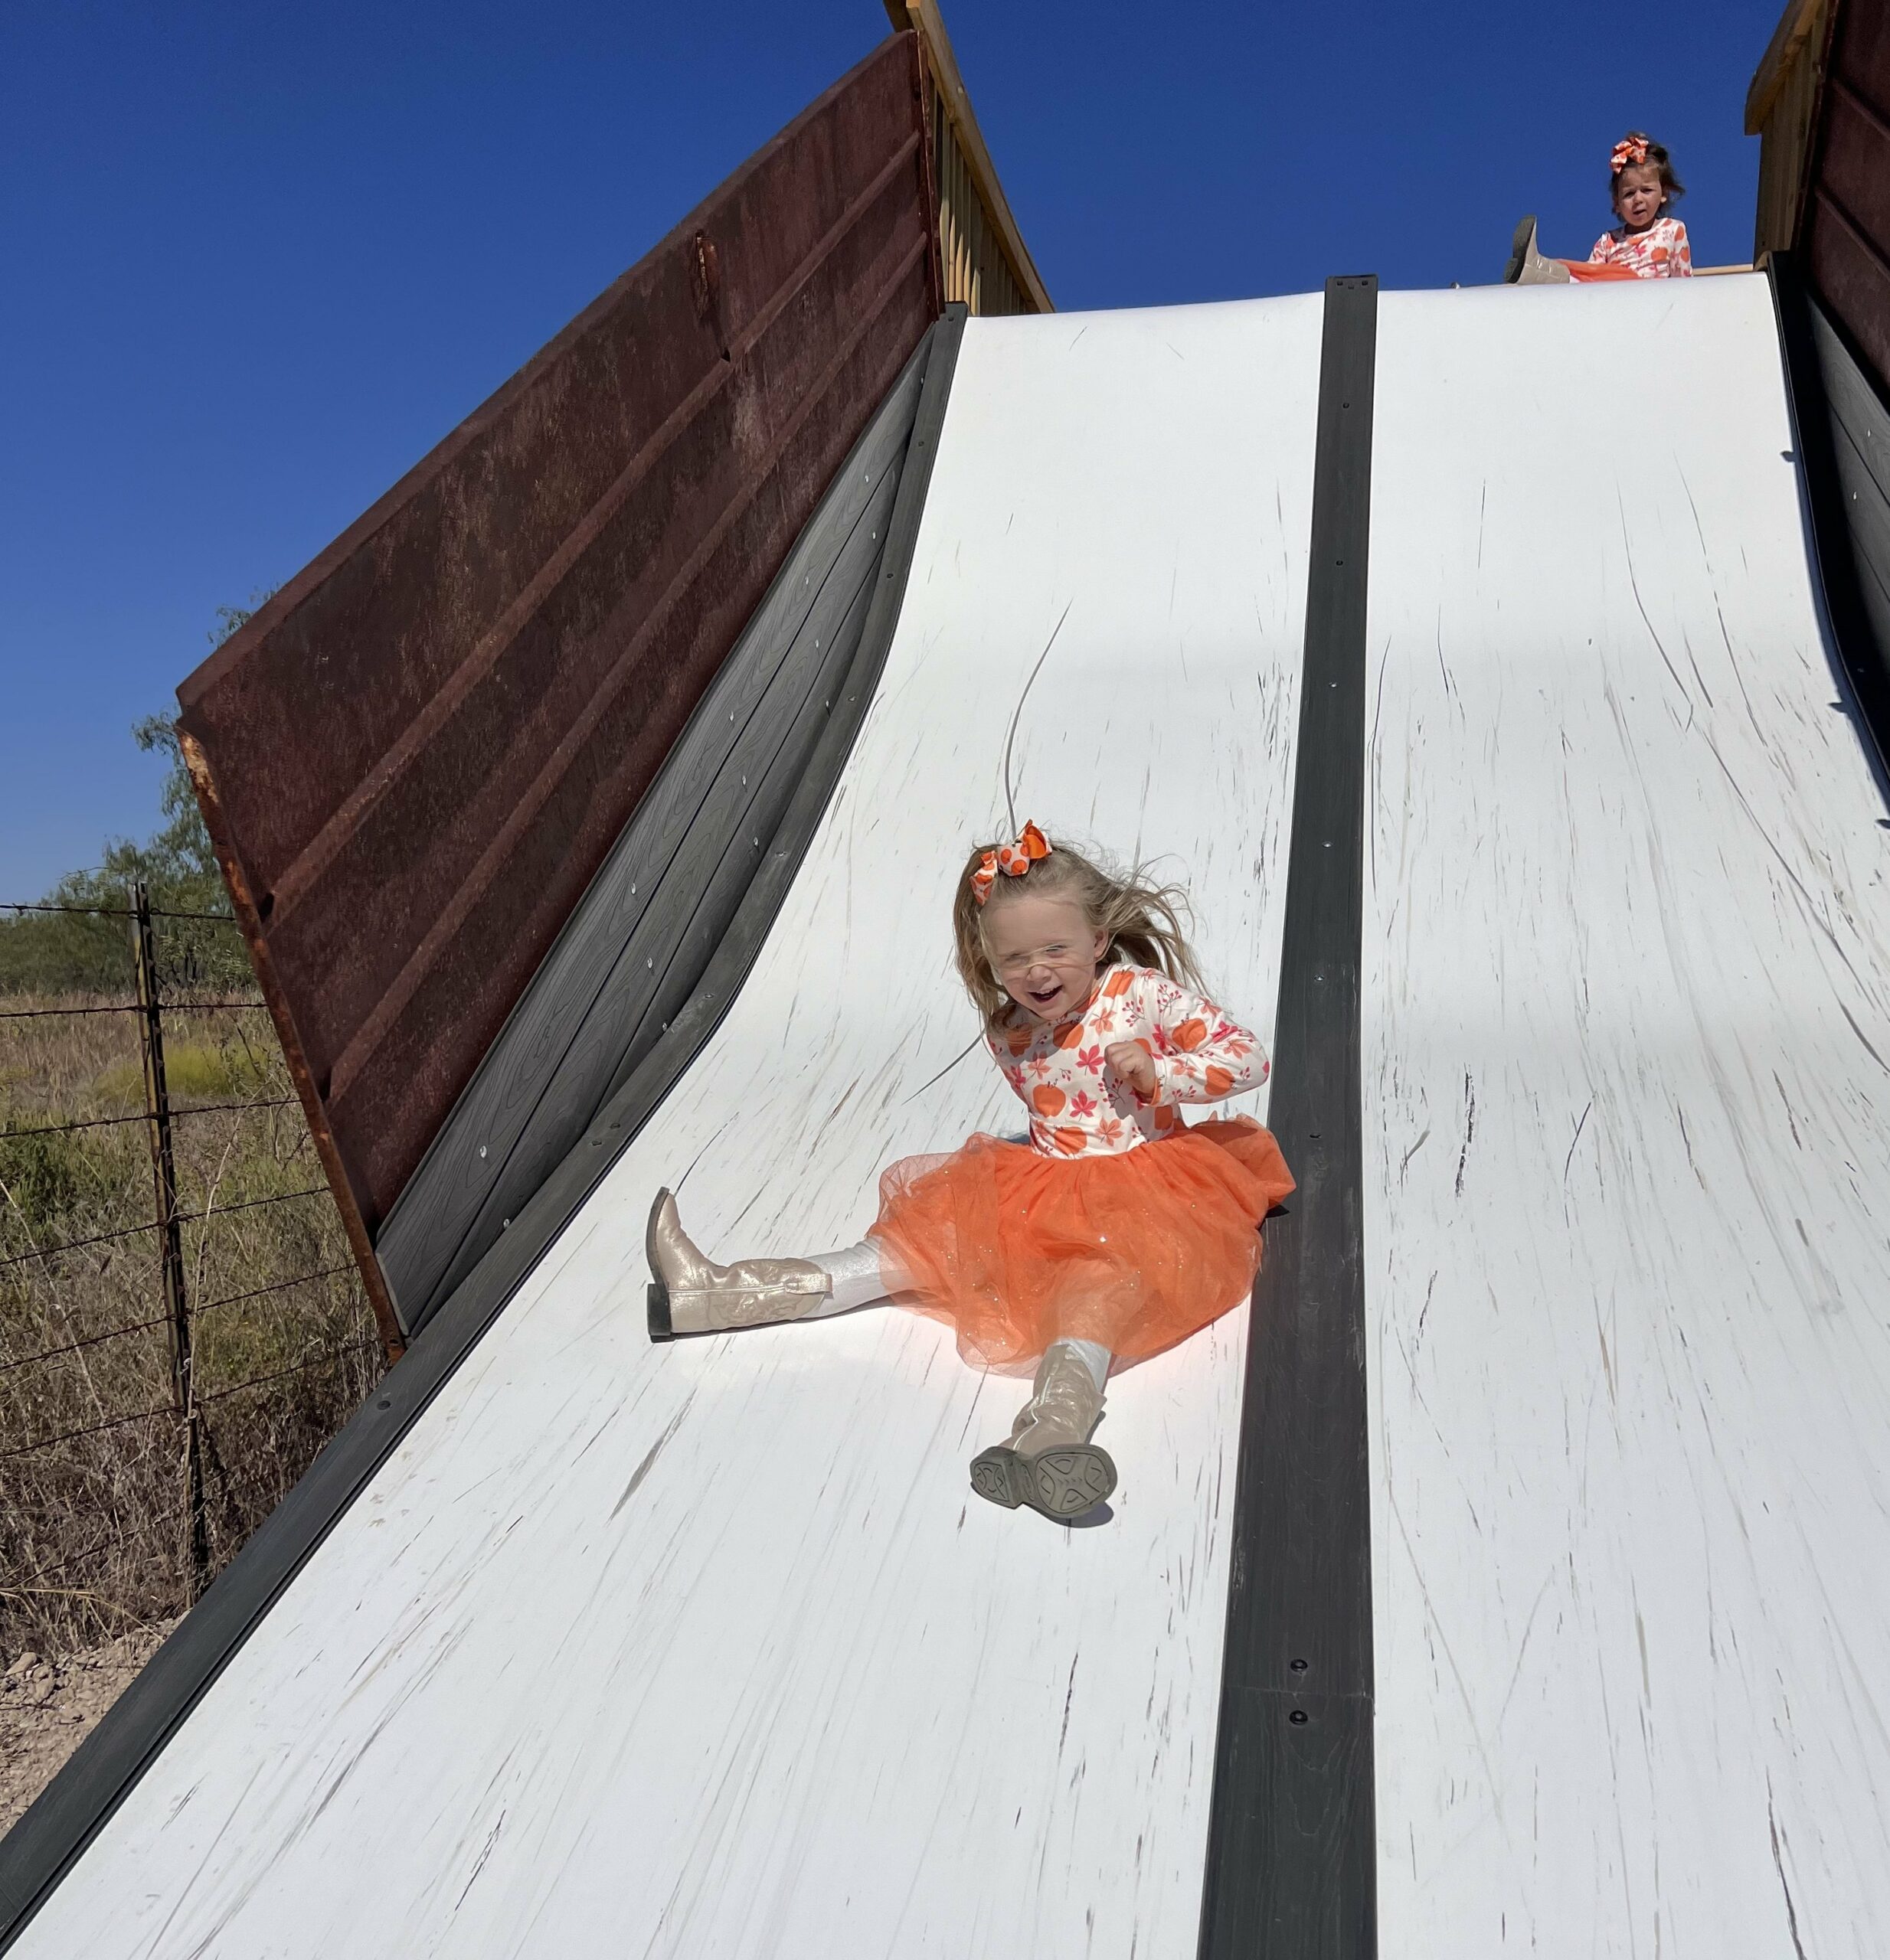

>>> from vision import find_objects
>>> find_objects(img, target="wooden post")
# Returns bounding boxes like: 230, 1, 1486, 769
132, 880, 210, 1599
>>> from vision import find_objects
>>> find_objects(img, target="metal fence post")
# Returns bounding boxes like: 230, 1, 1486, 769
131, 878, 211, 1599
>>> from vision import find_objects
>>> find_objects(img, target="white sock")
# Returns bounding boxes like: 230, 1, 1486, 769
809, 1239, 891, 1316
799, 1250, 1113, 1386
1057, 1338, 1112, 1393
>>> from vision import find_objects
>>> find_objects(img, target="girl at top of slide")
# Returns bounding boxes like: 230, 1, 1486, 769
1504, 132, 1692, 285
644, 822, 1294, 1524
1588, 132, 1692, 277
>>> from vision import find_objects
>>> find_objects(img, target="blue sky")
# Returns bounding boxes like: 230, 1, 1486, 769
2, 0, 1784, 897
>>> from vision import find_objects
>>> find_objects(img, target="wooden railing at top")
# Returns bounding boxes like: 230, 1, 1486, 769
1747, 0, 1838, 262
884, 0, 1052, 314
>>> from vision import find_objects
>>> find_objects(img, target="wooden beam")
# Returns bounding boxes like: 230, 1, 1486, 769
883, 0, 1052, 311
1746, 0, 1829, 132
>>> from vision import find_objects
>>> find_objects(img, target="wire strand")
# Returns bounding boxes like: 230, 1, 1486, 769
0, 1338, 379, 1460
1, 900, 132, 919
0, 998, 263, 1021
0, 1314, 167, 1376
2, 1097, 296, 1142
0, 1266, 358, 1375
192, 1264, 355, 1318
0, 900, 237, 923
7, 1492, 192, 1589
198, 1339, 378, 1406
0, 1185, 330, 1269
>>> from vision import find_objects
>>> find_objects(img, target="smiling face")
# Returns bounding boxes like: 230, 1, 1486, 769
1614, 162, 1665, 232
983, 892, 1109, 1024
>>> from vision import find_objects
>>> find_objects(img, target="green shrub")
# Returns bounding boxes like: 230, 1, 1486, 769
1, 683, 258, 998
90, 1041, 257, 1112
0, 1130, 88, 1236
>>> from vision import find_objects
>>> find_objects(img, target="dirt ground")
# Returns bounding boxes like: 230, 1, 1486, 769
1, 1619, 176, 1834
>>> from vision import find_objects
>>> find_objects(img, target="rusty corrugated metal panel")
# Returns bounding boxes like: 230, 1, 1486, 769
1803, 0, 1890, 391
177, 34, 941, 1279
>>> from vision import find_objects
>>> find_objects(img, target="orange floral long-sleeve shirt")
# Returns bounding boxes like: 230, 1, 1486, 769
1588, 216, 1692, 278
986, 963, 1269, 1158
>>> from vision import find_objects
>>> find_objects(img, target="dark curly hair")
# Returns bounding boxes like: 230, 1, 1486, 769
1610, 132, 1685, 214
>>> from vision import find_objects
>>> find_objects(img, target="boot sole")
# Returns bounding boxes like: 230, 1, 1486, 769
646, 1188, 677, 1343
1504, 214, 1536, 283
970, 1444, 1117, 1520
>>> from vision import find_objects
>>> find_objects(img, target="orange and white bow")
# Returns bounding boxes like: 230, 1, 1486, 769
970, 821, 1051, 906
1610, 136, 1650, 173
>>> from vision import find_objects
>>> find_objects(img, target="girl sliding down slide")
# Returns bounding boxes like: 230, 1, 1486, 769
1505, 132, 1692, 285
645, 824, 1293, 1524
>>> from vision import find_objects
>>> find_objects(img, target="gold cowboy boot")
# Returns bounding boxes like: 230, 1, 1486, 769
1503, 214, 1571, 285
970, 1343, 1118, 1521
646, 1188, 832, 1340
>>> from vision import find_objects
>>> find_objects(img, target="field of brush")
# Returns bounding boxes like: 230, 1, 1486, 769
0, 988, 383, 1659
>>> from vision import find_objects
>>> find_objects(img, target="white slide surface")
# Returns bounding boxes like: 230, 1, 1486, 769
1365, 275, 1890, 1954
15, 296, 1323, 1958
18, 275, 1890, 1959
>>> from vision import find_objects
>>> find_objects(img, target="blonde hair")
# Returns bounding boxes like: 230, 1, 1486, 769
951, 831, 1207, 1032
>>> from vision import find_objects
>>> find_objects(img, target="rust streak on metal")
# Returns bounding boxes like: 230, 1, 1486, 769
691, 230, 726, 355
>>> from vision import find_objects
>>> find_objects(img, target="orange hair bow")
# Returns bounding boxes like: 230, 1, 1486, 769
970, 821, 1051, 906
1610, 136, 1650, 173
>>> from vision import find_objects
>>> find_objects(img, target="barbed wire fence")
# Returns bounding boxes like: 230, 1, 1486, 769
0, 889, 390, 1655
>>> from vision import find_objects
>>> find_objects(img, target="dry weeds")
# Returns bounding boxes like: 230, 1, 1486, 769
2, 929, 385, 1664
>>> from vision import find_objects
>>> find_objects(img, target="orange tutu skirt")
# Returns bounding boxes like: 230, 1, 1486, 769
871, 1118, 1294, 1374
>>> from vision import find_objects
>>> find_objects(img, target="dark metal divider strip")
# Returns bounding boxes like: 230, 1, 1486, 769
0, 302, 966, 1953
1197, 274, 1378, 1960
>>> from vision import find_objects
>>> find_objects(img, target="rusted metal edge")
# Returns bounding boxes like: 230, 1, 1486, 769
178, 731, 406, 1361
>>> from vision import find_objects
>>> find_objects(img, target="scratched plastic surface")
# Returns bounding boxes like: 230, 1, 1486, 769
1365, 275, 1890, 1955
15, 296, 1320, 1958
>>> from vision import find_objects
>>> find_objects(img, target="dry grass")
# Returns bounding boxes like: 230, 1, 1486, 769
2, 936, 385, 1661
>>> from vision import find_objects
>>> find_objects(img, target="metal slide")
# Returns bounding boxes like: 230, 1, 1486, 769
1365, 276, 1890, 1950
10, 276, 1890, 1955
